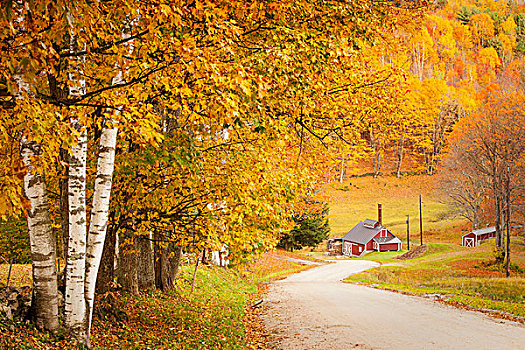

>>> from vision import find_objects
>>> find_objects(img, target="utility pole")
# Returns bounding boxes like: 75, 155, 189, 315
506, 165, 511, 278
419, 194, 423, 245
406, 215, 410, 251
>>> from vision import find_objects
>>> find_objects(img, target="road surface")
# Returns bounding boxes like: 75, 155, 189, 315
262, 260, 525, 349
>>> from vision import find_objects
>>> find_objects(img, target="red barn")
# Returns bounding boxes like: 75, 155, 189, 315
341, 219, 402, 257
462, 226, 496, 247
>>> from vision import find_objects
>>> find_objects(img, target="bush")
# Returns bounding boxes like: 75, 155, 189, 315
0, 218, 31, 264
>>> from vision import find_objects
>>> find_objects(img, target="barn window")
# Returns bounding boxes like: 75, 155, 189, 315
359, 246, 362, 252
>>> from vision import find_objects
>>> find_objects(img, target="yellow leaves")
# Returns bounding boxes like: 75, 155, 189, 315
476, 46, 500, 85
499, 34, 516, 59
469, 13, 495, 47
500, 16, 517, 36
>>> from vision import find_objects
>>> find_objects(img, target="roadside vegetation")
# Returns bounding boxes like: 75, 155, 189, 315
0, 251, 310, 350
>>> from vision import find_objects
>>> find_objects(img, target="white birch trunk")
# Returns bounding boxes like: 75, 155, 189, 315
84, 124, 117, 341
84, 15, 137, 342
13, 73, 60, 331
64, 28, 88, 341
64, 125, 87, 340
21, 141, 60, 331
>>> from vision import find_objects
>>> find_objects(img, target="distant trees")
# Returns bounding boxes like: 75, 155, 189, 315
441, 86, 525, 270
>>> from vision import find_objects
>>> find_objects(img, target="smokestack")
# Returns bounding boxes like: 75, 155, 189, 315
378, 203, 382, 226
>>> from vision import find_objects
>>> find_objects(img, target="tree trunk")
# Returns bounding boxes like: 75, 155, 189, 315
155, 241, 183, 292
374, 149, 382, 178
21, 140, 60, 332
118, 229, 139, 295
64, 121, 88, 341
59, 148, 69, 265
96, 224, 117, 294
14, 72, 59, 332
137, 233, 155, 291
472, 207, 479, 231
493, 179, 504, 264
64, 31, 88, 343
339, 149, 345, 184
505, 168, 511, 278
369, 126, 381, 178
85, 123, 118, 339
396, 134, 404, 178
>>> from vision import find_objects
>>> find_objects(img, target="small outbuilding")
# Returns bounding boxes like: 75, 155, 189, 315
341, 219, 402, 257
326, 238, 343, 256
462, 226, 496, 247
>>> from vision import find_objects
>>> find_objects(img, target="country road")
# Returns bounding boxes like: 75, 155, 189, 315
261, 260, 525, 350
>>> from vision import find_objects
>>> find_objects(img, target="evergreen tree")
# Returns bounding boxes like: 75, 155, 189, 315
279, 201, 330, 251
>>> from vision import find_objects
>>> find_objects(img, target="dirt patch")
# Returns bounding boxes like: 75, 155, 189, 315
395, 244, 427, 260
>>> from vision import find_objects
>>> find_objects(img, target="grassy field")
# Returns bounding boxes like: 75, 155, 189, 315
345, 240, 525, 318
0, 250, 310, 349
323, 175, 465, 242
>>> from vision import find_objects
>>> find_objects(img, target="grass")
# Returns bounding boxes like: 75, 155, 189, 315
0, 250, 312, 349
345, 240, 525, 318
0, 264, 32, 288
323, 175, 463, 241
91, 266, 250, 349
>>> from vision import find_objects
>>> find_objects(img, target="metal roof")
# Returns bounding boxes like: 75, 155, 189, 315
373, 236, 402, 244
464, 226, 496, 237
341, 220, 384, 245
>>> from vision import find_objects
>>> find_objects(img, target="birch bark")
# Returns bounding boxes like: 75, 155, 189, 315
13, 72, 59, 332
64, 30, 88, 341
84, 16, 137, 342
84, 124, 118, 335
10, 3, 59, 332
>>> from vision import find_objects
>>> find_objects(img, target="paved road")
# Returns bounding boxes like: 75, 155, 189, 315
262, 260, 525, 350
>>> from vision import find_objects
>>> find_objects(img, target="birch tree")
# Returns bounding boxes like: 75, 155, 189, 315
64, 18, 88, 340
9, 2, 59, 330
15, 76, 60, 332
84, 14, 138, 343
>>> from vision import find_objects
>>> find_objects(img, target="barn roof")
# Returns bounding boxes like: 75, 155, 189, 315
373, 236, 402, 244
342, 220, 385, 245
467, 226, 496, 236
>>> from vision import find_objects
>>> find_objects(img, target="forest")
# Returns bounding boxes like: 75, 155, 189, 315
0, 0, 524, 347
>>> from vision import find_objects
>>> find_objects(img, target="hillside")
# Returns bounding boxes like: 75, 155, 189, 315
323, 175, 468, 243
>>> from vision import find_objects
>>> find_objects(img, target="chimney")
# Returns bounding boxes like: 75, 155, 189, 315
378, 203, 382, 226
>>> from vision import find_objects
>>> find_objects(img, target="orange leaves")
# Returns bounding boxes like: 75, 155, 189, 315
476, 47, 500, 85
469, 13, 495, 48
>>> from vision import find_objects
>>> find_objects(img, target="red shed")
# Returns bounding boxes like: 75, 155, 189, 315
462, 226, 496, 247
341, 219, 402, 257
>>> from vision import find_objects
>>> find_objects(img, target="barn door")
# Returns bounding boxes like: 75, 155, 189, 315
465, 238, 474, 247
